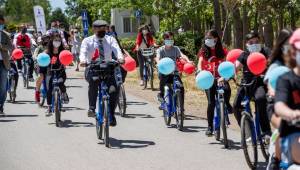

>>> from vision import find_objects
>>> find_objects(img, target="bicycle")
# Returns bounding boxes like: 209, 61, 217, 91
213, 83, 230, 148
161, 72, 184, 131
117, 83, 126, 117
38, 78, 47, 107
18, 46, 32, 89
239, 79, 269, 169
91, 60, 119, 147
6, 61, 18, 103
141, 47, 155, 90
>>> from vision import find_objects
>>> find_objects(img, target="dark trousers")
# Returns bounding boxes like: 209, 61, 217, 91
10, 62, 19, 90
205, 81, 232, 128
16, 55, 34, 78
137, 51, 144, 80
233, 85, 271, 134
159, 74, 185, 110
86, 67, 119, 116
0, 61, 8, 110
46, 70, 67, 105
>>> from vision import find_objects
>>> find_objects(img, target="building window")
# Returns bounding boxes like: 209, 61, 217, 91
123, 17, 131, 33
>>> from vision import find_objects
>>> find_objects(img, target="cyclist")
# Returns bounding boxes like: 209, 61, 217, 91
45, 33, 69, 114
70, 28, 81, 71
33, 35, 50, 103
46, 21, 68, 49
134, 25, 157, 86
234, 31, 272, 138
13, 24, 36, 81
79, 20, 124, 126
156, 31, 192, 111
274, 28, 300, 168
196, 29, 232, 136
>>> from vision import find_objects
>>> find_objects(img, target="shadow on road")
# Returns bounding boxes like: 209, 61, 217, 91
66, 85, 83, 88
168, 124, 206, 133
67, 77, 84, 80
209, 139, 242, 150
12, 100, 36, 105
103, 137, 155, 149
121, 113, 155, 119
62, 106, 85, 111
0, 119, 17, 122
0, 114, 38, 118
60, 120, 95, 128
126, 101, 148, 106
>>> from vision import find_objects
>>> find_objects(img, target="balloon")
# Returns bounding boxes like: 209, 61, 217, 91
59, 50, 73, 66
183, 63, 196, 75
121, 55, 136, 72
195, 71, 214, 90
12, 49, 23, 60
226, 49, 243, 63
158, 58, 175, 75
218, 61, 235, 79
176, 58, 187, 73
37, 53, 50, 67
247, 52, 267, 75
268, 66, 290, 89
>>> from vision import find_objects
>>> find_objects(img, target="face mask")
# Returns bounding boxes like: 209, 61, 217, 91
296, 51, 300, 66
53, 41, 61, 48
0, 24, 4, 31
164, 40, 174, 47
96, 30, 106, 38
21, 28, 27, 34
205, 39, 216, 48
142, 30, 148, 35
247, 44, 262, 53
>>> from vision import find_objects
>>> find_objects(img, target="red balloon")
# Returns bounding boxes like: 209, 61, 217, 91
59, 50, 73, 66
247, 52, 267, 75
122, 54, 136, 72
183, 63, 196, 75
226, 49, 243, 63
12, 49, 23, 60
176, 58, 186, 73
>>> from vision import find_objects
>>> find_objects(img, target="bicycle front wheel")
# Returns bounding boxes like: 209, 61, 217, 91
54, 91, 61, 127
118, 85, 127, 117
241, 112, 258, 169
143, 65, 148, 90
9, 77, 16, 103
103, 99, 110, 147
220, 101, 228, 148
175, 92, 184, 131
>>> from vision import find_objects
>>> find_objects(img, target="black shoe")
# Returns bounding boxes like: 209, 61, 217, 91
0, 108, 4, 115
87, 109, 95, 117
205, 127, 213, 136
110, 115, 117, 127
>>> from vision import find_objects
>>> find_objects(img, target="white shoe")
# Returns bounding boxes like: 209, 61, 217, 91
139, 80, 144, 86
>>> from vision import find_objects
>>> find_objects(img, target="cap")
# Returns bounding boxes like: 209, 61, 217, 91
289, 28, 300, 50
92, 20, 108, 27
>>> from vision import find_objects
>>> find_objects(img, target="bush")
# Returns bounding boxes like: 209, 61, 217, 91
120, 38, 137, 60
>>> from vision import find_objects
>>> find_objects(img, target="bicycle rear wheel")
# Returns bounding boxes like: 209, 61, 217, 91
175, 92, 184, 131
220, 101, 228, 148
96, 118, 103, 140
54, 91, 61, 127
163, 89, 171, 126
118, 84, 127, 117
143, 65, 148, 90
103, 99, 110, 147
241, 112, 258, 169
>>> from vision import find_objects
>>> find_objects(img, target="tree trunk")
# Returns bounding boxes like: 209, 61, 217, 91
278, 9, 284, 31
242, 4, 249, 49
221, 4, 231, 46
290, 6, 296, 30
213, 0, 222, 36
232, 7, 243, 49
263, 16, 274, 49
253, 11, 259, 33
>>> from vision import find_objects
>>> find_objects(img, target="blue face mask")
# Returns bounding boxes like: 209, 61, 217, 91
164, 39, 174, 47
0, 24, 4, 31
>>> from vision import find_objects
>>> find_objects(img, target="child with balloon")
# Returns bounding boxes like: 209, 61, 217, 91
196, 29, 232, 136
156, 31, 193, 111
233, 31, 272, 138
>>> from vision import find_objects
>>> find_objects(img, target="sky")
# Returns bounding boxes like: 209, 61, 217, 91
49, 0, 67, 12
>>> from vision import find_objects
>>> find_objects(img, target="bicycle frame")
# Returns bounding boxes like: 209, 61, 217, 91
164, 74, 182, 116
50, 71, 63, 113
141, 48, 154, 81
96, 81, 111, 125
213, 85, 230, 131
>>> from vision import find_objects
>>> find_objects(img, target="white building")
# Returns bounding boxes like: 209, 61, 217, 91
110, 8, 159, 38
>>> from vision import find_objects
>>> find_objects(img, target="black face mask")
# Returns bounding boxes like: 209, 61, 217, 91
96, 30, 106, 38
21, 28, 27, 34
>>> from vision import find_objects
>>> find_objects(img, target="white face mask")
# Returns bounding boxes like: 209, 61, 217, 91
247, 44, 262, 53
296, 51, 300, 66
142, 30, 148, 35
205, 39, 216, 48
164, 40, 174, 47
53, 41, 61, 48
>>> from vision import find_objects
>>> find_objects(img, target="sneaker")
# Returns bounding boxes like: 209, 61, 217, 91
87, 109, 95, 117
158, 103, 165, 110
205, 127, 213, 136
62, 93, 69, 104
0, 108, 4, 115
35, 91, 40, 103
75, 68, 79, 72
110, 115, 117, 127
46, 106, 52, 117
139, 80, 144, 86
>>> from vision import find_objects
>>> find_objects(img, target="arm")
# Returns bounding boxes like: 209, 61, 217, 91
79, 38, 89, 64
13, 33, 18, 48
197, 57, 203, 71
179, 51, 192, 63
111, 37, 124, 61
275, 102, 300, 121
0, 31, 13, 52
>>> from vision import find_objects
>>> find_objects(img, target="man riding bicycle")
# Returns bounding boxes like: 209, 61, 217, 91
79, 20, 124, 126
156, 31, 192, 110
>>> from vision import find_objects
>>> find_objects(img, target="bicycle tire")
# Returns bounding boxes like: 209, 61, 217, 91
118, 84, 127, 117
163, 89, 171, 126
149, 62, 154, 90
54, 91, 61, 127
241, 113, 258, 169
175, 92, 184, 131
96, 118, 103, 140
143, 64, 148, 90
214, 110, 220, 141
25, 65, 29, 89
103, 99, 110, 147
220, 100, 228, 148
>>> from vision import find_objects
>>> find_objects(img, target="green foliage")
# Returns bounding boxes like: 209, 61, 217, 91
120, 38, 137, 59
49, 8, 69, 29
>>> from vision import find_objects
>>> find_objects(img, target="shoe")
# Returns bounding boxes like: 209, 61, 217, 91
62, 93, 69, 104
75, 68, 79, 72
205, 127, 213, 136
29, 77, 34, 82
0, 108, 4, 115
18, 69, 22, 73
139, 80, 144, 86
87, 109, 95, 117
110, 115, 117, 126
35, 91, 40, 103
46, 106, 52, 116
158, 103, 165, 110
157, 93, 164, 103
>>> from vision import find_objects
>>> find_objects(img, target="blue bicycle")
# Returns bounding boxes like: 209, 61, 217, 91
213, 84, 230, 148
161, 73, 184, 131
239, 79, 269, 169
91, 60, 119, 147
141, 47, 155, 90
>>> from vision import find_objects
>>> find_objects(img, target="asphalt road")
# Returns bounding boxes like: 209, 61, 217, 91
0, 68, 267, 170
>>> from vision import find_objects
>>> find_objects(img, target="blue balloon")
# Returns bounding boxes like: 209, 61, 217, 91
195, 71, 214, 90
158, 57, 175, 75
218, 61, 235, 79
37, 53, 50, 67
269, 66, 290, 89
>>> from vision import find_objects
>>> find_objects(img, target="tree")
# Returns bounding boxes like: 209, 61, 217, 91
49, 8, 69, 29
212, 0, 222, 36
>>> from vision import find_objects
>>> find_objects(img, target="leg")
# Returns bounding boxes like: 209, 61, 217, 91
254, 86, 271, 134
223, 81, 233, 113
137, 51, 145, 82
233, 87, 245, 126
88, 75, 99, 111
16, 58, 22, 70
205, 81, 216, 130
46, 75, 53, 106
159, 74, 169, 98
11, 62, 19, 91
0, 62, 8, 112
27, 55, 34, 78
176, 75, 185, 112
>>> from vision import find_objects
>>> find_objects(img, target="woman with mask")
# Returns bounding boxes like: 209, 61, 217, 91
70, 28, 81, 71
197, 29, 232, 136
134, 25, 156, 86
45, 33, 69, 114
234, 31, 272, 138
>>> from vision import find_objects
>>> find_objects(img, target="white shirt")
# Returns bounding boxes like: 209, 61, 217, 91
13, 33, 37, 48
79, 35, 123, 63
